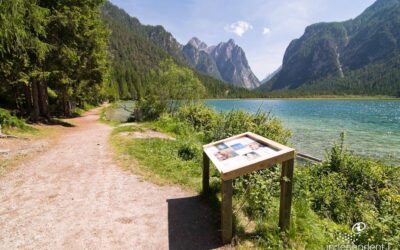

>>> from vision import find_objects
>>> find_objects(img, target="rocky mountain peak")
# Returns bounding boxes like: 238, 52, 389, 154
183, 37, 260, 89
188, 37, 208, 51
217, 39, 237, 50
208, 39, 260, 89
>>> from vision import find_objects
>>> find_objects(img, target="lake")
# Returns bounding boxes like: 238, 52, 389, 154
205, 99, 400, 164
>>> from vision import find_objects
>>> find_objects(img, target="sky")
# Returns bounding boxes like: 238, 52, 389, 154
109, 0, 376, 80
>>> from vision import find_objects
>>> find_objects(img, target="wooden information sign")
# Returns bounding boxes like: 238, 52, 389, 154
202, 132, 295, 244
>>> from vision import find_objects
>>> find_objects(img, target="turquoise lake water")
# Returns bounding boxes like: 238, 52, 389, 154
205, 99, 400, 164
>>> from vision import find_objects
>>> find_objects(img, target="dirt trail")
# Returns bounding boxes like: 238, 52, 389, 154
0, 109, 223, 250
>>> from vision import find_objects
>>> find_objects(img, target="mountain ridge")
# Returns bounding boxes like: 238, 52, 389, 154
260, 0, 400, 96
183, 37, 261, 89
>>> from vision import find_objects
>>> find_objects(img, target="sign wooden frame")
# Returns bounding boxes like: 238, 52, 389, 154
202, 132, 295, 244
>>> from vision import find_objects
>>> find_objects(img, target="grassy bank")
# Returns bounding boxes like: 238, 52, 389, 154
108, 103, 400, 249
111, 124, 208, 189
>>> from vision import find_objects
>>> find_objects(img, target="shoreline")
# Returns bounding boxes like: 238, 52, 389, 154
204, 95, 399, 101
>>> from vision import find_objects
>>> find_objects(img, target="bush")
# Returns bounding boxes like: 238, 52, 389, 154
136, 96, 166, 121
176, 103, 292, 144
177, 103, 219, 132
302, 134, 400, 246
178, 142, 200, 161
210, 109, 291, 144
0, 108, 27, 129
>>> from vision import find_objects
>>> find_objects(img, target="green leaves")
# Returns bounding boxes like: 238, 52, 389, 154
136, 59, 207, 120
0, 108, 28, 129
302, 135, 400, 245
0, 0, 110, 116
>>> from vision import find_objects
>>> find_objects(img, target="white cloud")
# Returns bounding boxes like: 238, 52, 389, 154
224, 21, 253, 37
263, 27, 271, 35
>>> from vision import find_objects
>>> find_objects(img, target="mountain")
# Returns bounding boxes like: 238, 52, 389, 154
101, 1, 172, 99
261, 0, 400, 96
182, 38, 261, 89
101, 2, 258, 99
261, 66, 281, 84
143, 25, 185, 63
182, 38, 222, 80
210, 39, 261, 89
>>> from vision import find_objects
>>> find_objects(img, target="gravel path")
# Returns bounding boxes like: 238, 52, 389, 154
0, 109, 223, 250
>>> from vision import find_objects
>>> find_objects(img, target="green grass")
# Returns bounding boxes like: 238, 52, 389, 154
111, 124, 219, 190
114, 137, 202, 187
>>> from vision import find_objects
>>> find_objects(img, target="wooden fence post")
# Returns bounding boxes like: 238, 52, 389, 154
202, 152, 210, 193
221, 179, 233, 244
279, 159, 294, 231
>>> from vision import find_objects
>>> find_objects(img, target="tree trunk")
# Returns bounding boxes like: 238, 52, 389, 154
67, 101, 72, 117
38, 81, 49, 119
30, 80, 40, 122
62, 91, 71, 117
23, 84, 33, 117
13, 85, 21, 114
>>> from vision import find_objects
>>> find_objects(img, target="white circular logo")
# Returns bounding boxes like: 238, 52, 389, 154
352, 222, 366, 234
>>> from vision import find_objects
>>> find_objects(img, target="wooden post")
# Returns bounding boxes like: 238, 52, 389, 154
221, 179, 233, 244
202, 152, 210, 193
279, 159, 294, 231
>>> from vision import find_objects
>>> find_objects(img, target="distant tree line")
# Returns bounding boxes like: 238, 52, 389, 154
263, 56, 400, 98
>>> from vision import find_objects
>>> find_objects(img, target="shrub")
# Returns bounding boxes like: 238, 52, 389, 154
178, 142, 200, 161
176, 103, 292, 144
136, 96, 166, 121
0, 108, 27, 129
210, 109, 291, 144
298, 134, 400, 246
177, 103, 219, 132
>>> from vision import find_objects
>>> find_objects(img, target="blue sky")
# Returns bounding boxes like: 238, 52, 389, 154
110, 0, 376, 79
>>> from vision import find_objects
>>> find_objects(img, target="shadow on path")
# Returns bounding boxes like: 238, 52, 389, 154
167, 195, 222, 250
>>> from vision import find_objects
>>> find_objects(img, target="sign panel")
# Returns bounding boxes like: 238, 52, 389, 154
205, 135, 279, 167
203, 132, 294, 180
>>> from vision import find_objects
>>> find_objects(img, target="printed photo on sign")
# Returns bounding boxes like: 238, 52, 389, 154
243, 151, 260, 160
215, 143, 229, 150
249, 141, 265, 150
215, 149, 238, 161
231, 143, 246, 151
